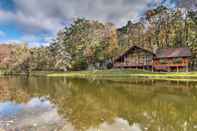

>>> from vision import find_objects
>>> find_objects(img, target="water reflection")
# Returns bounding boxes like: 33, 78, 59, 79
87, 118, 142, 131
0, 77, 197, 130
0, 97, 64, 130
61, 118, 142, 131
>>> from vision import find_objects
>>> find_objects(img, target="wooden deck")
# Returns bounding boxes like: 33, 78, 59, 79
114, 60, 189, 72
153, 63, 189, 68
153, 58, 189, 68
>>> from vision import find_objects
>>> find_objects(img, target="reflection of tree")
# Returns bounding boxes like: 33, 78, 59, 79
1, 77, 197, 131
0, 77, 30, 103
49, 78, 197, 131
59, 80, 196, 131
0, 78, 11, 101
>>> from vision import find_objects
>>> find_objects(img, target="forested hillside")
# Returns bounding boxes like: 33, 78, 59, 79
1, 6, 197, 72
118, 6, 197, 51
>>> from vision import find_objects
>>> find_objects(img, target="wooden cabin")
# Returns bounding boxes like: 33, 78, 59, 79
153, 48, 192, 72
113, 46, 192, 72
113, 46, 154, 69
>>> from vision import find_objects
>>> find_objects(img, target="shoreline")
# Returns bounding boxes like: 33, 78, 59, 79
2, 69, 197, 82
47, 69, 197, 82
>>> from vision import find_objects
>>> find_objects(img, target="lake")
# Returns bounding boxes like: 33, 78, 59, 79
0, 77, 197, 131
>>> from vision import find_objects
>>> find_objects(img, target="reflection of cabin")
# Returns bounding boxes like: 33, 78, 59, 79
153, 48, 191, 72
113, 46, 154, 69
113, 46, 192, 72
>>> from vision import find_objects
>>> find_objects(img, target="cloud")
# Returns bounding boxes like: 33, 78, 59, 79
0, 9, 63, 35
0, 0, 154, 46
2, 0, 191, 46
87, 118, 142, 131
0, 30, 5, 37
20, 34, 51, 47
61, 117, 143, 131
177, 0, 197, 9
12, 0, 151, 30
0, 98, 64, 130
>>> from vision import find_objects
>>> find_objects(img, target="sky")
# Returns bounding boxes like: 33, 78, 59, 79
0, 0, 194, 47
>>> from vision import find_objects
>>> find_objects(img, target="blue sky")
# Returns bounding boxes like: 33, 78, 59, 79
0, 0, 184, 47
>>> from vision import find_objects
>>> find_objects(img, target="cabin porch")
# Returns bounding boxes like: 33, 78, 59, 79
113, 62, 152, 69
153, 58, 190, 72
153, 65, 190, 72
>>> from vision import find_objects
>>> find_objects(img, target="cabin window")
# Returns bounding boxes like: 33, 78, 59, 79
146, 55, 152, 63
133, 54, 138, 63
143, 56, 147, 64
159, 59, 167, 64
173, 58, 182, 64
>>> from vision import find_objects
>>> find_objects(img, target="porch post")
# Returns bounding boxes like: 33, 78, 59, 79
186, 58, 189, 72
168, 67, 170, 72
152, 60, 154, 72
186, 64, 189, 72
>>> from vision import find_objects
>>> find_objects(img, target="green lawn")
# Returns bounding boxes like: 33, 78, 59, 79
1, 69, 197, 81
47, 69, 197, 81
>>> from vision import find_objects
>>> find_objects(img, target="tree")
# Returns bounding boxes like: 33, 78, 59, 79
52, 18, 118, 70
49, 30, 72, 71
8, 43, 32, 73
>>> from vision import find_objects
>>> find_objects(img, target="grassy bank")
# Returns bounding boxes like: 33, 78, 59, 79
47, 69, 197, 81
2, 69, 197, 82
47, 69, 154, 77
0, 70, 62, 76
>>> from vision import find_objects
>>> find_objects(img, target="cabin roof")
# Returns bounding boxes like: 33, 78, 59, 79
156, 48, 192, 58
114, 46, 192, 62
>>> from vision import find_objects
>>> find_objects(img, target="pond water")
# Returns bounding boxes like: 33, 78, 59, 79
0, 77, 197, 131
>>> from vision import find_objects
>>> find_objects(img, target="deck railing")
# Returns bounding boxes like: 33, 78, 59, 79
153, 59, 189, 67
114, 61, 189, 68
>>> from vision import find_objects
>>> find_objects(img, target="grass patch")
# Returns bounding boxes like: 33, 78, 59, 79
47, 69, 197, 80
47, 69, 153, 77
1, 69, 197, 82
